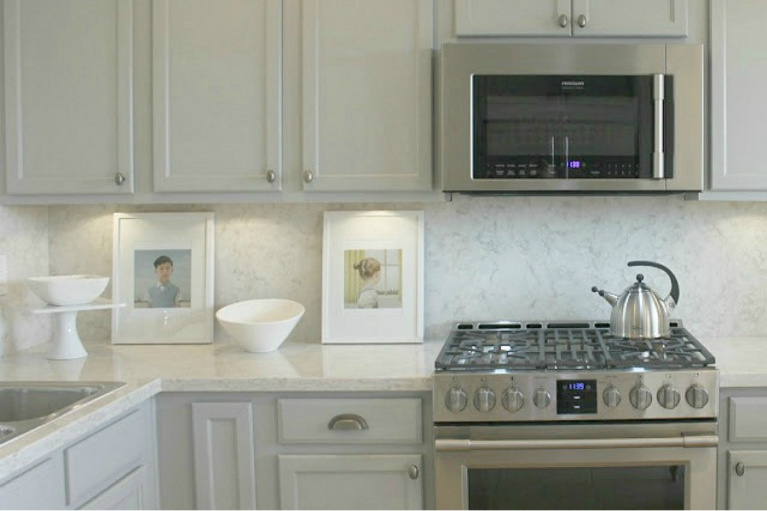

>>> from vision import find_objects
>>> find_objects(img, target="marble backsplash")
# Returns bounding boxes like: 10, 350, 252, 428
3, 194, 767, 352
0, 206, 50, 353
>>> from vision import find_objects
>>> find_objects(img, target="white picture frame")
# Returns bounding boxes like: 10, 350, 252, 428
322, 210, 424, 344
112, 212, 215, 344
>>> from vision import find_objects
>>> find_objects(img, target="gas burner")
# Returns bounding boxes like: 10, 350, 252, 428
435, 320, 715, 372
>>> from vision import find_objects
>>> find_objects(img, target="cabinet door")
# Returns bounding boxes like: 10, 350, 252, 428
192, 402, 256, 510
728, 451, 767, 510
0, 456, 65, 510
80, 467, 149, 510
571, 0, 688, 37
153, 0, 281, 192
278, 454, 423, 510
301, 0, 433, 192
710, 0, 767, 190
3, 0, 134, 195
455, 0, 571, 37
454, 0, 687, 38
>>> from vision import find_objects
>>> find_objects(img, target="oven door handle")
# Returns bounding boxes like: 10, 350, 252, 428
435, 434, 718, 451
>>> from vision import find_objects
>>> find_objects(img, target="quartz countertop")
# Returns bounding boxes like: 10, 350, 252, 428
0, 335, 765, 480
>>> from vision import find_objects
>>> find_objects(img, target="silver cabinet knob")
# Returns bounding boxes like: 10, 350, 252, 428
577, 14, 587, 28
303, 169, 314, 183
686, 384, 710, 409
445, 387, 468, 413
473, 387, 496, 413
558, 14, 568, 28
657, 385, 681, 409
629, 385, 652, 410
327, 414, 368, 431
735, 462, 745, 477
266, 169, 276, 183
533, 388, 551, 409
502, 387, 524, 413
114, 172, 126, 186
603, 386, 621, 408
408, 465, 419, 480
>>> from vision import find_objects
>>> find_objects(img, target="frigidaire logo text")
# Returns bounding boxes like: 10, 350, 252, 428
561, 80, 585, 87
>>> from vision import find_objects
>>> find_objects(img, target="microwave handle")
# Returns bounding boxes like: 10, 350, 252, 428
653, 74, 665, 179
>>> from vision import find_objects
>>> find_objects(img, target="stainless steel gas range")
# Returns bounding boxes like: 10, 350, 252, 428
433, 320, 719, 510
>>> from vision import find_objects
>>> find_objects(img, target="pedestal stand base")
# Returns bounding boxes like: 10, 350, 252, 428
46, 310, 87, 360
29, 299, 124, 360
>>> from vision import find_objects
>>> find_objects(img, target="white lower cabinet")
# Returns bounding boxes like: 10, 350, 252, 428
80, 467, 150, 510
727, 451, 767, 510
156, 392, 433, 510
191, 402, 256, 509
719, 391, 767, 509
0, 456, 65, 510
0, 401, 157, 510
278, 454, 423, 510
275, 397, 425, 510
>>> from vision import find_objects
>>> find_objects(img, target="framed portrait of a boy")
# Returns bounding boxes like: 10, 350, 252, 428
112, 212, 214, 344
322, 210, 424, 344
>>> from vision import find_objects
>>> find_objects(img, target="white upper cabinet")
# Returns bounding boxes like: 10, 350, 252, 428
152, 0, 281, 192
300, 0, 433, 192
709, 0, 767, 192
3, 0, 134, 195
455, 0, 688, 38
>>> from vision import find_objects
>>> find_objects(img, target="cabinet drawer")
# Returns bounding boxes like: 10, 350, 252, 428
65, 408, 145, 505
278, 398, 422, 444
729, 397, 767, 442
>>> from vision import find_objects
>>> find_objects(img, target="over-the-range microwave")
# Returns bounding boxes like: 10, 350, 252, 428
440, 43, 704, 194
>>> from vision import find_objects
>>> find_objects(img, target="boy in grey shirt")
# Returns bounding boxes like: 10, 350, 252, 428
144, 255, 181, 308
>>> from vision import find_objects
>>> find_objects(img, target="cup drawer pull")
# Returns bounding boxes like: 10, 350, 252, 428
328, 414, 369, 431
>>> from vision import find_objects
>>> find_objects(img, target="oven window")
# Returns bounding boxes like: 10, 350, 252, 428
468, 466, 684, 510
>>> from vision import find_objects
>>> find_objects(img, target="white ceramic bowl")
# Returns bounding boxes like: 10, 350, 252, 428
26, 274, 110, 306
216, 299, 305, 353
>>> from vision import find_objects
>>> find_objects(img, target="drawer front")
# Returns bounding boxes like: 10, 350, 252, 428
729, 397, 767, 442
278, 398, 422, 444
65, 407, 146, 505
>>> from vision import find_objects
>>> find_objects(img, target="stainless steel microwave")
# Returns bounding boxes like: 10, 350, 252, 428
440, 43, 704, 193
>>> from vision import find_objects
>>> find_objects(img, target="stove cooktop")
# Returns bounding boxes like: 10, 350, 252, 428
432, 320, 719, 423
435, 320, 716, 372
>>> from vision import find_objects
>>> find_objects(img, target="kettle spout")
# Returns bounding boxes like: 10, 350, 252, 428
591, 286, 618, 306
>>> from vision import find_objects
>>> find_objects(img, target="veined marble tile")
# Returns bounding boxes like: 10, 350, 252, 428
7, 196, 767, 349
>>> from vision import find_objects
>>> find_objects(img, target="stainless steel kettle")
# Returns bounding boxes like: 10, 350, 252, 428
591, 260, 680, 340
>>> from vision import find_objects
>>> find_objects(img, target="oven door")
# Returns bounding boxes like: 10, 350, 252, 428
435, 422, 718, 510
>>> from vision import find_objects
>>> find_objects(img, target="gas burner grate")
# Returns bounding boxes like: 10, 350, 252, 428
435, 321, 715, 371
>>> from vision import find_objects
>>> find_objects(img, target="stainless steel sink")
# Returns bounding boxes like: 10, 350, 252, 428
0, 381, 125, 444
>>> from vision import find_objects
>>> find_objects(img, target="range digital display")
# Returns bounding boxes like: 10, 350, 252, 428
556, 379, 597, 414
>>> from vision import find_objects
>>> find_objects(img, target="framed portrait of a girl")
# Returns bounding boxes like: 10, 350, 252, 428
322, 210, 424, 344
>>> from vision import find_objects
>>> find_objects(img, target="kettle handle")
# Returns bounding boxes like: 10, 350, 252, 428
627, 260, 680, 305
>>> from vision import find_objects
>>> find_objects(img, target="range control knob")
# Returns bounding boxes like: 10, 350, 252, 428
686, 384, 710, 409
629, 385, 653, 410
502, 387, 525, 413
445, 387, 468, 413
533, 387, 551, 409
474, 387, 496, 412
657, 384, 681, 409
603, 386, 622, 408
